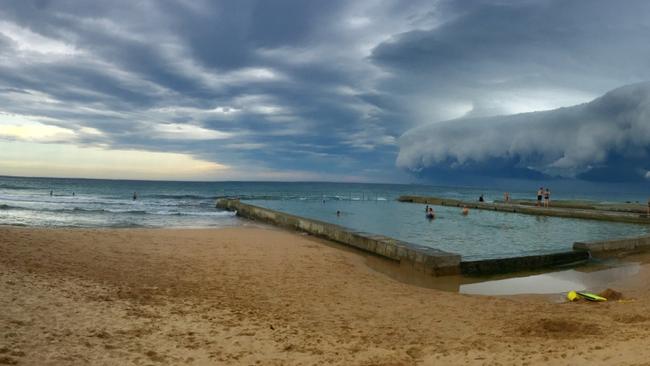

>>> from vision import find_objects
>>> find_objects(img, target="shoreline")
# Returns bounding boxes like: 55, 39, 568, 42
3, 226, 650, 364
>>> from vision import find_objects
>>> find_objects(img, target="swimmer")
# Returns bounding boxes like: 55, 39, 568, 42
133, 192, 137, 201
462, 205, 469, 216
426, 207, 435, 219
336, 210, 340, 216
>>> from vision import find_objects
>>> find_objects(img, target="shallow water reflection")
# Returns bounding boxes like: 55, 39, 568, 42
460, 262, 640, 295
365, 254, 642, 296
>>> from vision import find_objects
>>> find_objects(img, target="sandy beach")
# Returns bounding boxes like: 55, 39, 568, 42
2, 226, 650, 365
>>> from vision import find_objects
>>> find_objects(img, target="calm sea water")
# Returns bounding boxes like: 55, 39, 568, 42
1, 175, 649, 259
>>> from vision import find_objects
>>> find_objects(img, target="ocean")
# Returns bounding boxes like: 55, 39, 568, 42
2, 175, 649, 259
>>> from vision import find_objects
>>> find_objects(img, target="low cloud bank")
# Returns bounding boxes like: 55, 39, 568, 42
397, 82, 650, 182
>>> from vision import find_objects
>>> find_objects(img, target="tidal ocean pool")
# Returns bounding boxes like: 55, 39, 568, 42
247, 199, 650, 260
2, 176, 650, 261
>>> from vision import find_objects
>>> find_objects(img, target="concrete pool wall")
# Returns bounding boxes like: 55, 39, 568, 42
216, 199, 650, 276
216, 199, 461, 276
574, 235, 650, 255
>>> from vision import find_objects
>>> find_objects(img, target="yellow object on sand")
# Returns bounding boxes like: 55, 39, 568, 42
567, 291, 579, 301
577, 291, 607, 302
567, 290, 608, 302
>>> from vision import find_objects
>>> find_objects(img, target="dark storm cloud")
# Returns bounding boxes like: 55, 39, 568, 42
0, 0, 649, 181
398, 82, 650, 182
378, 0, 650, 182
372, 0, 650, 123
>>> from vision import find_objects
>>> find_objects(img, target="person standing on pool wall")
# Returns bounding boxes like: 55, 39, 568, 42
536, 187, 543, 207
544, 188, 551, 208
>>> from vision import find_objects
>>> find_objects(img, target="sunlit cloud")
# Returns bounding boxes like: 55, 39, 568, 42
0, 20, 78, 56
0, 121, 75, 142
0, 113, 79, 142
151, 123, 232, 140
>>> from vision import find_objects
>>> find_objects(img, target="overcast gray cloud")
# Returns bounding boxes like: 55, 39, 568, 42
1, 0, 439, 181
0, 0, 649, 182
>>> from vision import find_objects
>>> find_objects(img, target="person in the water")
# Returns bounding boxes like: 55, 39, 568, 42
426, 207, 435, 219
133, 192, 137, 200
462, 206, 469, 215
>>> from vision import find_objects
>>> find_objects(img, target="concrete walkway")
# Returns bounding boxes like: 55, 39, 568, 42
398, 195, 650, 225
500, 199, 648, 214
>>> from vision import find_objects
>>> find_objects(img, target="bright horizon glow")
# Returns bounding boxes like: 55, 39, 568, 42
0, 140, 380, 182
0, 140, 229, 181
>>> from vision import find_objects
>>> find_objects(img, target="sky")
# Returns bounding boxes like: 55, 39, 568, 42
0, 0, 649, 183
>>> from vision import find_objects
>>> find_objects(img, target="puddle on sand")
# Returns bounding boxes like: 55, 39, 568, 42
460, 262, 640, 295
365, 254, 642, 296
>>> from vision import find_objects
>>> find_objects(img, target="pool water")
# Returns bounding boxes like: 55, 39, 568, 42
247, 199, 650, 260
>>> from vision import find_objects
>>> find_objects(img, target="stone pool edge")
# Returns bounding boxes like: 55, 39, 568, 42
217, 198, 648, 277
574, 235, 650, 255
216, 199, 461, 276
398, 195, 650, 225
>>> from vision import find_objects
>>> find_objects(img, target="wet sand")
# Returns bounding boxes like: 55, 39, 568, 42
2, 226, 650, 365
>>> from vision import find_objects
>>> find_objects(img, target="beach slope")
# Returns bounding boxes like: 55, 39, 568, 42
2, 227, 650, 365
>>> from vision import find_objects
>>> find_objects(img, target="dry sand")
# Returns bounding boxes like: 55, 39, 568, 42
2, 226, 650, 365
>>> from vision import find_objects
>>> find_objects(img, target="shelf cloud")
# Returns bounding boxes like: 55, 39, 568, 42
398, 82, 650, 182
